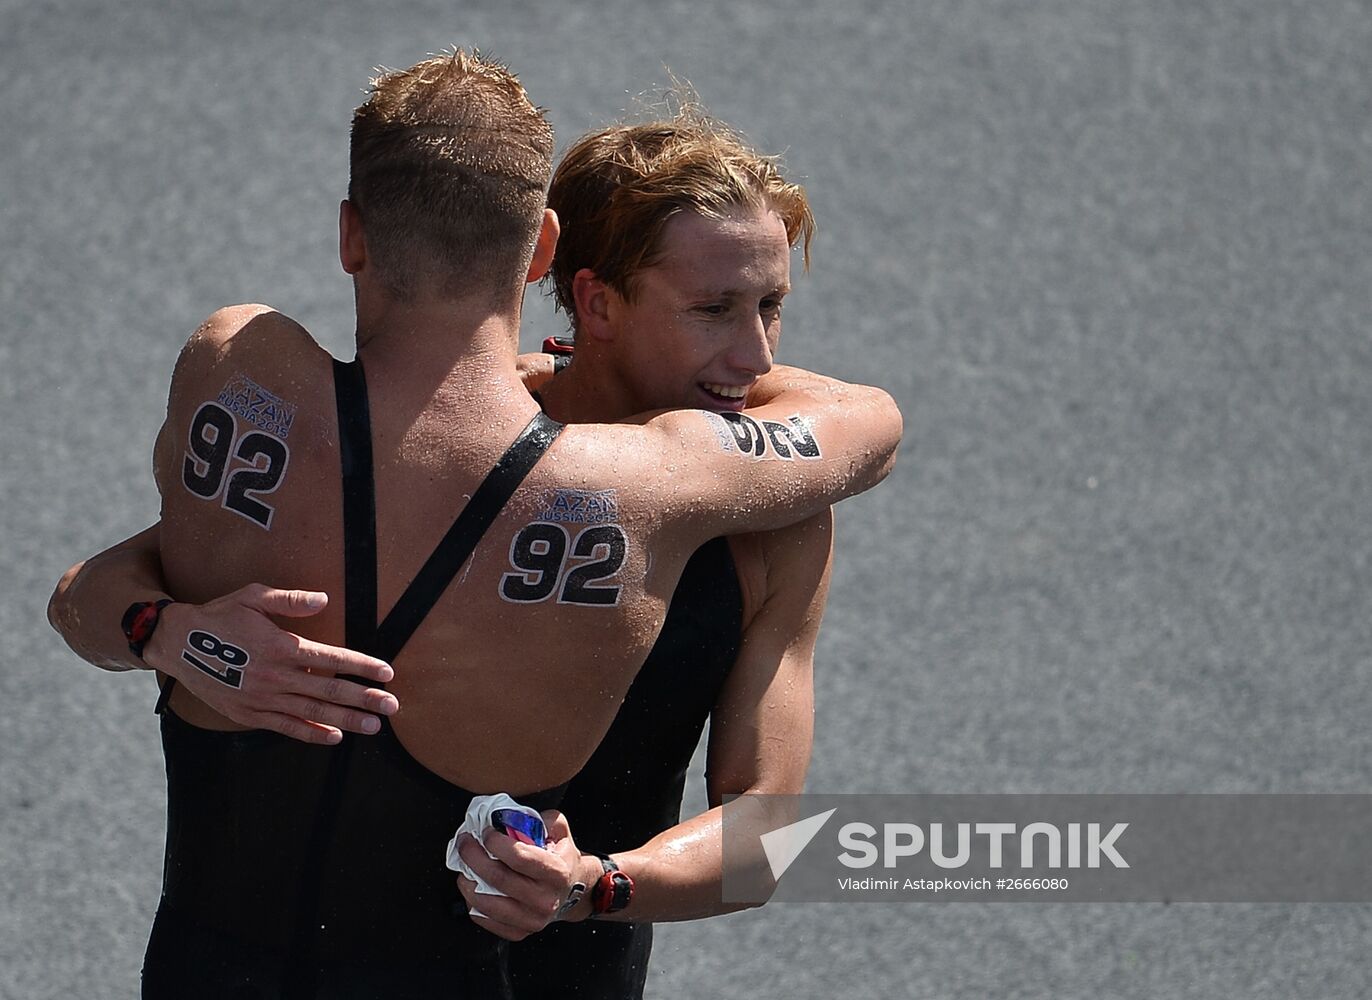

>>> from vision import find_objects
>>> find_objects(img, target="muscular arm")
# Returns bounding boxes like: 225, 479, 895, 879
620, 365, 900, 540
458, 508, 833, 929
47, 522, 399, 742
49, 524, 170, 672
47, 308, 397, 742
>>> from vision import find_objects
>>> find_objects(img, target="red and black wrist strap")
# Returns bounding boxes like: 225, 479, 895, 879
542, 336, 575, 373
590, 855, 634, 917
121, 599, 173, 660
123, 599, 176, 715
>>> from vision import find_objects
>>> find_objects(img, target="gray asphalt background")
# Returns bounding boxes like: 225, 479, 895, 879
3, 1, 1370, 997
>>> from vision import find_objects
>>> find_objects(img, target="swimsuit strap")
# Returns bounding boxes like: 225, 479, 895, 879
282, 357, 562, 998
332, 357, 379, 653
372, 406, 563, 663
333, 357, 563, 662
281, 356, 377, 998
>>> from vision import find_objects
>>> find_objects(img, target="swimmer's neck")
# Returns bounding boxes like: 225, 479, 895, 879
353, 294, 527, 401
536, 350, 640, 425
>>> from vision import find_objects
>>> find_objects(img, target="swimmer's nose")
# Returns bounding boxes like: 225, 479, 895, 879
728, 312, 774, 377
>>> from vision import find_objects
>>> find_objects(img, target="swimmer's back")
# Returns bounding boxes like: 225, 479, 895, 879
154, 304, 899, 793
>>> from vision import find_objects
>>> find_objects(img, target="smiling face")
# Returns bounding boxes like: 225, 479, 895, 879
601, 204, 792, 414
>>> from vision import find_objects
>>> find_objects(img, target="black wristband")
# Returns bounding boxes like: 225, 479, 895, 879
121, 599, 173, 660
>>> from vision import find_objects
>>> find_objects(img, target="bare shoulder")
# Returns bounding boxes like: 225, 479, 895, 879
154, 304, 339, 538
207, 303, 314, 338
174, 305, 328, 390
539, 419, 676, 496
546, 409, 733, 490
165, 305, 335, 435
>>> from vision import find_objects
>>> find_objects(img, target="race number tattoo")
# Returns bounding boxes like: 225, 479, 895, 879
500, 522, 628, 607
182, 401, 291, 529
711, 412, 822, 460
182, 630, 248, 689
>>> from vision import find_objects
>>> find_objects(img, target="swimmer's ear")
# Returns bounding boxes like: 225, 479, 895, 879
571, 268, 617, 343
526, 209, 559, 284
339, 200, 366, 275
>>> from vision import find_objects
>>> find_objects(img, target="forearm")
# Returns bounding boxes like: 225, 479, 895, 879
600, 808, 747, 922
747, 363, 845, 407
643, 378, 899, 543
48, 525, 170, 672
764, 368, 901, 491
559, 806, 751, 925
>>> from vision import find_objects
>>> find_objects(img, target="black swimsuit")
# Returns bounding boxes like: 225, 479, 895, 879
143, 359, 564, 999
506, 358, 745, 999
506, 540, 743, 999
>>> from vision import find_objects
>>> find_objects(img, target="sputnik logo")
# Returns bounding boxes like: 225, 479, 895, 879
759, 808, 838, 880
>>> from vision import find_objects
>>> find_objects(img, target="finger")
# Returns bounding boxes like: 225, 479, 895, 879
459, 834, 565, 914
467, 909, 532, 942
293, 638, 394, 685
254, 712, 344, 746
546, 835, 582, 871
541, 809, 572, 841
456, 874, 482, 910
457, 876, 541, 938
482, 828, 565, 880
458, 881, 554, 935
458, 833, 515, 888
242, 586, 330, 618
274, 695, 385, 736
473, 838, 565, 916
459, 835, 549, 905
291, 669, 399, 715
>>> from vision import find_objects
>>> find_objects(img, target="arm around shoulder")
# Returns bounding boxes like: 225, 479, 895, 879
46, 305, 285, 672
49, 524, 171, 672
764, 364, 902, 491
632, 365, 901, 538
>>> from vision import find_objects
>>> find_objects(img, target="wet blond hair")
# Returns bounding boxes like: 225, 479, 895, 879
546, 102, 814, 328
349, 49, 554, 303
